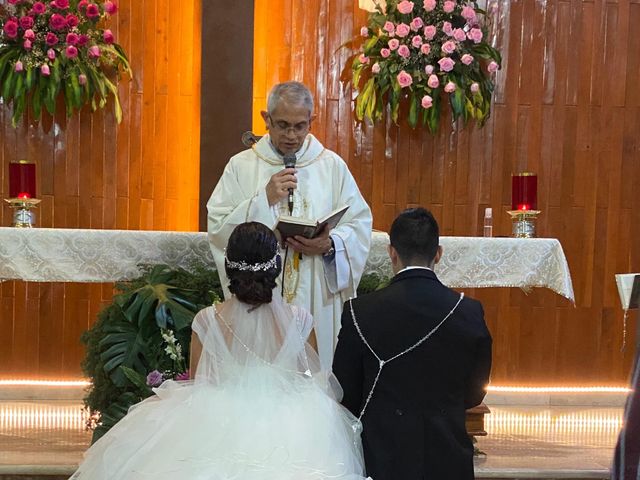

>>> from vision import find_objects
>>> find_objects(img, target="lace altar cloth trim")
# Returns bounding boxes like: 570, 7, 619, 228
0, 228, 574, 301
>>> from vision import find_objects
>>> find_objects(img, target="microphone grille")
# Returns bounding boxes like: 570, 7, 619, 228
283, 153, 296, 169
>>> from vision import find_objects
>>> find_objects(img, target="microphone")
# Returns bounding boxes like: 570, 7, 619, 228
283, 153, 296, 214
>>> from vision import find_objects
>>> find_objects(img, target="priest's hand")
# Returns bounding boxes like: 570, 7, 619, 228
266, 168, 297, 206
286, 224, 332, 256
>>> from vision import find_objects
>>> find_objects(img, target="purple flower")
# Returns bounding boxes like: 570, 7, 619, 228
146, 370, 164, 387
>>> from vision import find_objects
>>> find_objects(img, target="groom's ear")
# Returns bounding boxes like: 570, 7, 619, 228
388, 244, 399, 265
434, 245, 443, 265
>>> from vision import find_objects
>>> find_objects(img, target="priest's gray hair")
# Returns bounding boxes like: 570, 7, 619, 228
267, 82, 314, 115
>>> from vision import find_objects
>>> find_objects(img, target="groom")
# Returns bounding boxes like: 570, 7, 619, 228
333, 208, 492, 480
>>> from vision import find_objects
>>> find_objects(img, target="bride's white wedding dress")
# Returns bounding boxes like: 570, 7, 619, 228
72, 296, 367, 479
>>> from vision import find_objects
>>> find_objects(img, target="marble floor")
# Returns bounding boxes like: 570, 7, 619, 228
0, 401, 623, 479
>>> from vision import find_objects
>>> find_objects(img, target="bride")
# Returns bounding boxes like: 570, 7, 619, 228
71, 222, 367, 479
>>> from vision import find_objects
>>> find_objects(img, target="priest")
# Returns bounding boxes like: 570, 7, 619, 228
207, 81, 373, 368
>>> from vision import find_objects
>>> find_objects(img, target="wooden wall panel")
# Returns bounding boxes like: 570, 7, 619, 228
253, 0, 640, 385
0, 0, 201, 379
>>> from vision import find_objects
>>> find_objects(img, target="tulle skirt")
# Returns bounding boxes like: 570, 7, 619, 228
72, 370, 367, 479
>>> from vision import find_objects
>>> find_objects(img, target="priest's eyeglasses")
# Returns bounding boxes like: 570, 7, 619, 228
268, 116, 310, 135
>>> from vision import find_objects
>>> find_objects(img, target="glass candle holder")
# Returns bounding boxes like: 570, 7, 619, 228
511, 172, 537, 211
9, 161, 36, 199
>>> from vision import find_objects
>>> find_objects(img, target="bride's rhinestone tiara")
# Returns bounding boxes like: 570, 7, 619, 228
224, 251, 280, 272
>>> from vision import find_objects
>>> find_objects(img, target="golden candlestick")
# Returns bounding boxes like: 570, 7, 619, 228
4, 197, 42, 228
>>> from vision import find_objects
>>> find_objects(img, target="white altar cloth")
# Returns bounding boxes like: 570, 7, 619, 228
0, 227, 574, 301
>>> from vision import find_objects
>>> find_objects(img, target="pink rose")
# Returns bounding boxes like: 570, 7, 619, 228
46, 32, 58, 45
78, 0, 89, 9
47, 48, 56, 59
3, 20, 19, 39
462, 5, 477, 21
411, 35, 422, 48
7, 0, 21, 4
41, 64, 51, 76
104, 0, 118, 14
66, 32, 79, 45
453, 28, 466, 41
360, 26, 369, 37
468, 27, 483, 43
461, 53, 474, 65
380, 48, 391, 58
23, 29, 35, 40
65, 45, 78, 58
65, 14, 79, 27
444, 81, 456, 93
487, 60, 499, 73
423, 0, 436, 11
397, 0, 414, 14
103, 29, 115, 44
396, 70, 413, 88
388, 38, 400, 50
86, 3, 100, 18
23, 39, 32, 49
410, 17, 424, 32
383, 21, 395, 35
421, 43, 431, 55
423, 25, 436, 40
14, 60, 24, 72
425, 64, 434, 75
88, 45, 101, 58
49, 13, 66, 30
19, 16, 34, 29
438, 57, 455, 72
470, 82, 480, 93
395, 23, 410, 38
358, 53, 370, 64
397, 44, 410, 58
78, 73, 87, 85
53, 0, 70, 9
443, 1, 456, 13
441, 40, 456, 54
421, 95, 433, 108
372, 62, 381, 74
427, 74, 439, 88
442, 21, 453, 36
31, 2, 46, 14
77, 34, 89, 46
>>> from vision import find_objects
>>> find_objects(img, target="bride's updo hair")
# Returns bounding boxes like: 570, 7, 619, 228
225, 222, 282, 306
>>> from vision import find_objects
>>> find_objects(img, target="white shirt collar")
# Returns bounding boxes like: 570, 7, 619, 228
397, 266, 433, 275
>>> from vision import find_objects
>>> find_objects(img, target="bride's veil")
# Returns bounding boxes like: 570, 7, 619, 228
191, 292, 341, 398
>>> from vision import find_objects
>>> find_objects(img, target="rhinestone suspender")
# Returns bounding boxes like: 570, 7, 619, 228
349, 293, 464, 422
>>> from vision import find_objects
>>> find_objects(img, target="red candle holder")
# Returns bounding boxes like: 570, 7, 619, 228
508, 172, 541, 238
5, 160, 40, 228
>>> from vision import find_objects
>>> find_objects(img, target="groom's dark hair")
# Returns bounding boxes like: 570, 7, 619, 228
389, 207, 439, 266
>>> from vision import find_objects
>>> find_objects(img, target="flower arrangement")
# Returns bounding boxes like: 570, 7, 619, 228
350, 0, 501, 132
0, 0, 131, 126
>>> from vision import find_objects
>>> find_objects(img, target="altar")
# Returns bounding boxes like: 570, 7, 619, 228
0, 228, 575, 302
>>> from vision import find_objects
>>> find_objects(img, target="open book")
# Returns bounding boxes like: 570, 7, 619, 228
275, 205, 349, 243
615, 273, 640, 310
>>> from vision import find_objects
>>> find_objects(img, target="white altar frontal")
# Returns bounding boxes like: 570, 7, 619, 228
0, 227, 574, 301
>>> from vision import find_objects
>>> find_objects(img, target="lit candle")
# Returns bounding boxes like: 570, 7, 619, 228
511, 173, 537, 211
8, 161, 36, 199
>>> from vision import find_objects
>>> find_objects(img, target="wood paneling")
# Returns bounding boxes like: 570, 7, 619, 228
0, 0, 201, 379
253, 0, 640, 385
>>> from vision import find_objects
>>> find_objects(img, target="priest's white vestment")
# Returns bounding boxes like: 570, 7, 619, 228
207, 134, 373, 368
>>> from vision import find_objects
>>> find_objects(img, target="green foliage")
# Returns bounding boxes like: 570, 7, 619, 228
81, 263, 221, 443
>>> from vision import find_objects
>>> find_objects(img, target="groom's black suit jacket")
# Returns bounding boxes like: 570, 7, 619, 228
333, 268, 492, 480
